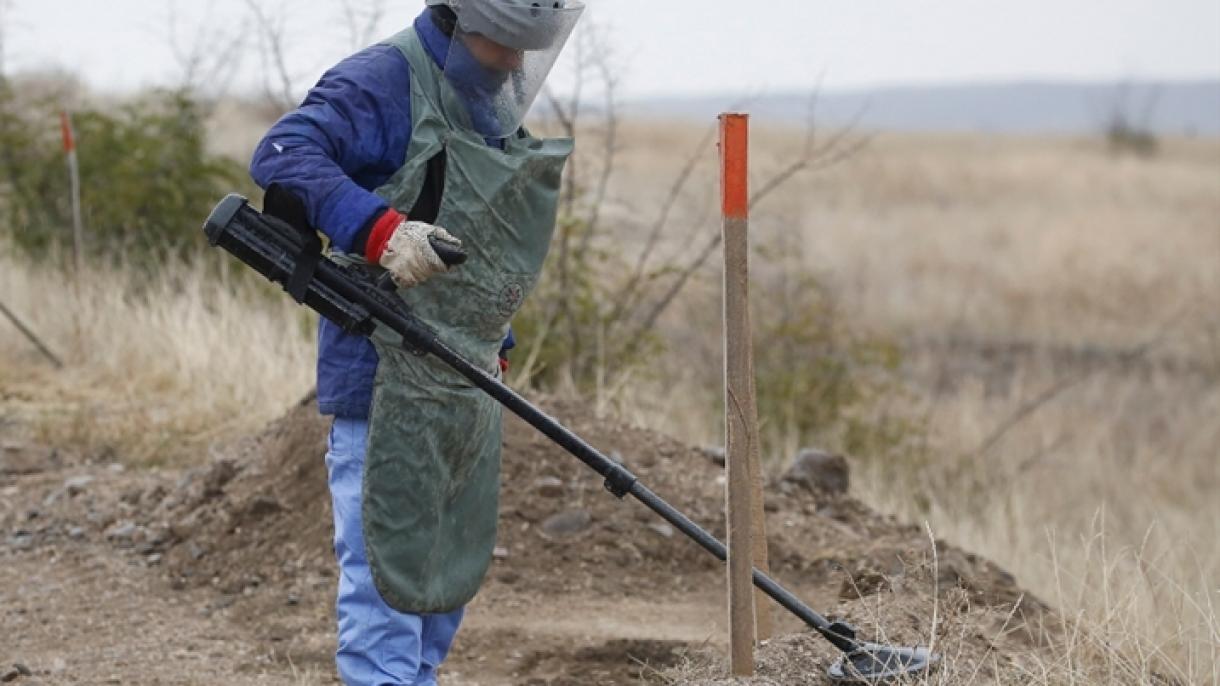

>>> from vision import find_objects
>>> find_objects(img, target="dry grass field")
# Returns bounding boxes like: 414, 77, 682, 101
0, 257, 316, 464
2, 119, 1217, 683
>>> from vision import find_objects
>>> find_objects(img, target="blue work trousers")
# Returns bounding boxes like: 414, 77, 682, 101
326, 417, 465, 686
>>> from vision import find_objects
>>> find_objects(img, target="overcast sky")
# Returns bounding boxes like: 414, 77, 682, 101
2, 0, 1218, 99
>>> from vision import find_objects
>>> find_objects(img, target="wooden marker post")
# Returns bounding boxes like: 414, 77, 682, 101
719, 113, 771, 676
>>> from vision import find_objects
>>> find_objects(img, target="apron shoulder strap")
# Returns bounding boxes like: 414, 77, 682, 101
408, 149, 448, 224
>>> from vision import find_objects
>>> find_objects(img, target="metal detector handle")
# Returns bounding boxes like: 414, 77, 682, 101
429, 235, 468, 268
258, 184, 466, 269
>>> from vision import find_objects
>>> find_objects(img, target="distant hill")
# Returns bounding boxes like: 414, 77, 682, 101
626, 80, 1220, 136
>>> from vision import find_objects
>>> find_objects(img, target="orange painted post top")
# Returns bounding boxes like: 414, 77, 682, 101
719, 113, 749, 220
60, 111, 76, 154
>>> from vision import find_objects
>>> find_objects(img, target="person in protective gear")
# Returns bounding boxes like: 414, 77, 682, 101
249, 2, 584, 684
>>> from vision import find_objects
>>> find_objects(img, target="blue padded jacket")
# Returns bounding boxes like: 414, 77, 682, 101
250, 10, 514, 418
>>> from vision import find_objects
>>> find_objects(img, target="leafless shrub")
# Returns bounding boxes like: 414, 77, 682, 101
235, 0, 394, 113
514, 30, 872, 399
163, 1, 248, 108
1104, 79, 1160, 158
337, 0, 390, 53
241, 0, 300, 113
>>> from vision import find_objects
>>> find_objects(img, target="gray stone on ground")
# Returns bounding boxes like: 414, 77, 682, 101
201, 459, 238, 498
783, 449, 850, 495
63, 475, 94, 496
120, 487, 143, 506
540, 509, 593, 539
145, 525, 170, 547
41, 489, 62, 508
86, 510, 114, 528
700, 446, 726, 466
105, 522, 140, 543
176, 468, 200, 490
647, 522, 675, 539
243, 495, 283, 519
1, 663, 32, 682
7, 530, 33, 550
534, 477, 565, 498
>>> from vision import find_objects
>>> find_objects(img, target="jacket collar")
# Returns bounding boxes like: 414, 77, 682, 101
414, 9, 451, 69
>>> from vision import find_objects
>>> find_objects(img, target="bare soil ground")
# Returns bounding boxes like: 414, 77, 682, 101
3, 395, 1065, 684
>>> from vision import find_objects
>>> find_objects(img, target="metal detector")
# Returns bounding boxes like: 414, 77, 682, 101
202, 194, 939, 683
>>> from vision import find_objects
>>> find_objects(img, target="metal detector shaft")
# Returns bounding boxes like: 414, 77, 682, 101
203, 194, 862, 654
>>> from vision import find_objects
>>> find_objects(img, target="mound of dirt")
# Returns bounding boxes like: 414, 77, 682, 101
3, 385, 1070, 682
153, 393, 334, 596
96, 393, 1062, 683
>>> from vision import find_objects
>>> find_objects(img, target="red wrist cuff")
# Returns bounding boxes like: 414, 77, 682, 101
365, 208, 405, 264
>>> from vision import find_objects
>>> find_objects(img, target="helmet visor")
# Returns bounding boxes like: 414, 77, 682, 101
442, 1, 585, 139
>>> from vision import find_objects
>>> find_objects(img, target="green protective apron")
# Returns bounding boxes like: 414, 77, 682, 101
350, 27, 571, 614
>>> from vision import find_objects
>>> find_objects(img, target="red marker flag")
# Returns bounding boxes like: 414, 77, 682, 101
60, 111, 76, 154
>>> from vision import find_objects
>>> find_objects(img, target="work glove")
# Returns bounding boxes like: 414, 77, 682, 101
365, 209, 463, 289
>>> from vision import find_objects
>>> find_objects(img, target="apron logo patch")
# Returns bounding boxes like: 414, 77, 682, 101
497, 282, 525, 317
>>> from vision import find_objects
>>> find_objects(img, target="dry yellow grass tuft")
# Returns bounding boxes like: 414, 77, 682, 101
0, 253, 315, 465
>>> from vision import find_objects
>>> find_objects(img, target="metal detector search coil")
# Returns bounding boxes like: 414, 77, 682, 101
202, 193, 940, 683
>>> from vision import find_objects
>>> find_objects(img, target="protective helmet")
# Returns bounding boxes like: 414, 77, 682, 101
425, 0, 586, 138
427, 0, 578, 50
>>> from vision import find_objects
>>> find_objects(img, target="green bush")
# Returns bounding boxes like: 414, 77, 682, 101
747, 241, 914, 464
1106, 118, 1159, 158
509, 215, 602, 385
510, 213, 663, 388
0, 83, 250, 263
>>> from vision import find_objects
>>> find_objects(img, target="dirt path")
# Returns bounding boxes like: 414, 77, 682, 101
1, 541, 302, 685
0, 446, 731, 685
1, 512, 731, 686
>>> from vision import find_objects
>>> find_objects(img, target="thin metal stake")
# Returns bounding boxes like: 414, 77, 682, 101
0, 299, 64, 368
61, 110, 84, 273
